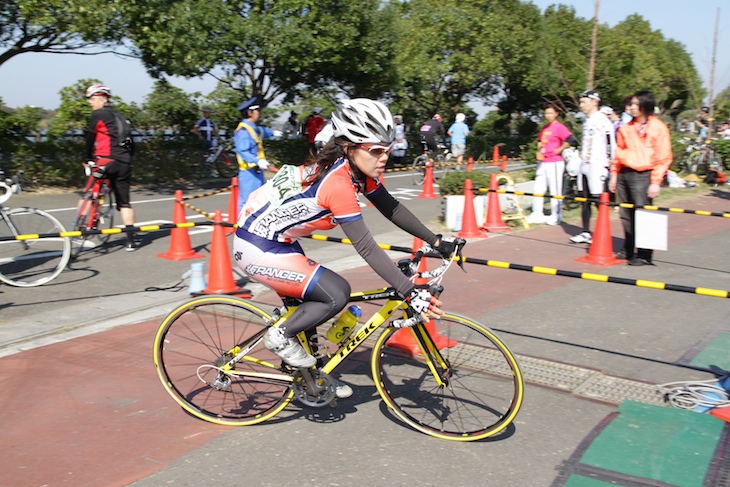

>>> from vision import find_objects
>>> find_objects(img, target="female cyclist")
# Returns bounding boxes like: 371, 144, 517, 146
233, 99, 455, 394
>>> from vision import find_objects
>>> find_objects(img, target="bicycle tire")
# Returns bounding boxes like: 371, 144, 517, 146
70, 196, 93, 258
0, 207, 70, 287
372, 312, 524, 441
412, 154, 429, 186
96, 189, 114, 245
153, 296, 294, 426
216, 152, 238, 179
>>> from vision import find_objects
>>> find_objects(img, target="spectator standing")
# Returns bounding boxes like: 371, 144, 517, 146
305, 108, 326, 154
600, 105, 621, 132
283, 111, 300, 139
419, 114, 446, 159
526, 103, 577, 225
447, 113, 470, 165
192, 106, 218, 154
608, 90, 672, 266
570, 91, 616, 244
391, 115, 408, 167
83, 84, 137, 251
234, 97, 276, 213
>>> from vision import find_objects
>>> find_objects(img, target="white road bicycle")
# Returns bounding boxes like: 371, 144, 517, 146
0, 170, 70, 287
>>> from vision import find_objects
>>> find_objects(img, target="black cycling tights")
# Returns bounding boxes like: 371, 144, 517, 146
279, 267, 351, 339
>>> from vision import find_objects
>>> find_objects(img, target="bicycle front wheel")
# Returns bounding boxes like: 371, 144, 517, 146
153, 296, 294, 426
70, 196, 92, 258
372, 312, 524, 441
0, 207, 70, 287
216, 152, 239, 179
412, 154, 428, 186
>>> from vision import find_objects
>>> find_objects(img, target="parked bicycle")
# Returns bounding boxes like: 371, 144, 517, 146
677, 137, 724, 176
70, 163, 116, 258
411, 142, 452, 185
0, 170, 70, 287
153, 239, 524, 441
201, 138, 238, 179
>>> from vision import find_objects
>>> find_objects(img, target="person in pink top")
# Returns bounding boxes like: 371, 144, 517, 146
526, 103, 577, 225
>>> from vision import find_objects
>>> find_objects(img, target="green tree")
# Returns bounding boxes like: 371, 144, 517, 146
0, 0, 126, 67
537, 9, 704, 116
390, 0, 543, 124
139, 80, 199, 134
124, 0, 397, 106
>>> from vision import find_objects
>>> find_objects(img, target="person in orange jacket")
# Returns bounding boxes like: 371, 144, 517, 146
608, 90, 672, 266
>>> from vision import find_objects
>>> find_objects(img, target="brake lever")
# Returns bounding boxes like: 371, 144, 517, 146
455, 242, 466, 273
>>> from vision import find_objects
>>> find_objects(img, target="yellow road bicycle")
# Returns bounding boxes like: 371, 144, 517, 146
153, 241, 524, 441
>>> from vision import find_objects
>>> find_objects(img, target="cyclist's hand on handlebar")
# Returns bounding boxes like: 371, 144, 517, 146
434, 235, 458, 259
407, 285, 443, 318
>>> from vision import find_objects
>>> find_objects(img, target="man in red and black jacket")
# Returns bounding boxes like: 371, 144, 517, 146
84, 84, 137, 251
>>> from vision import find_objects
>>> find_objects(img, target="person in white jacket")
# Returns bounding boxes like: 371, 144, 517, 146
570, 91, 616, 244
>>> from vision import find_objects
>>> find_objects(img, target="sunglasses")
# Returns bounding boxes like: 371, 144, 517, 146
357, 142, 394, 157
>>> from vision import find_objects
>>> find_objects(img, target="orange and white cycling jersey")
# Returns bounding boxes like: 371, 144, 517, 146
237, 157, 383, 243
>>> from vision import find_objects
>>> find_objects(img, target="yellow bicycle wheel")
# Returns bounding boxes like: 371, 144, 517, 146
153, 296, 294, 426
372, 312, 524, 441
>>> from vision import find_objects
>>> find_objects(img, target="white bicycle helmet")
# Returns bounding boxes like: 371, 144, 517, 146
86, 84, 112, 98
331, 98, 394, 145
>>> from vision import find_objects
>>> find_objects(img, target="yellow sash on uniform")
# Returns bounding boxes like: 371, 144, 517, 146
235, 121, 266, 170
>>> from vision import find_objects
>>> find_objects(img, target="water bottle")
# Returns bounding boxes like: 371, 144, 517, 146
326, 305, 362, 344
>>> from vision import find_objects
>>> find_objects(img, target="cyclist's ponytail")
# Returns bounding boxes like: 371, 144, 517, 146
303, 139, 346, 185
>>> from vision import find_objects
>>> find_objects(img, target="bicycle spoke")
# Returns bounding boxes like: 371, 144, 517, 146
154, 297, 293, 425
373, 314, 523, 441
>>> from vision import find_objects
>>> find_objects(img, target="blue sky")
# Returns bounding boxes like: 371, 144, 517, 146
0, 0, 727, 111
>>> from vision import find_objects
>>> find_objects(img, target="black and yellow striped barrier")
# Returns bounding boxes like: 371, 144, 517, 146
480, 188, 730, 218
305, 234, 730, 299
180, 185, 233, 200
0, 220, 231, 242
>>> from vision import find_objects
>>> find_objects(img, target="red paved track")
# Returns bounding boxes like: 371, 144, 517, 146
1, 193, 728, 486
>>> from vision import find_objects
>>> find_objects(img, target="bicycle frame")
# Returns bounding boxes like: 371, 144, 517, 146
219, 287, 442, 385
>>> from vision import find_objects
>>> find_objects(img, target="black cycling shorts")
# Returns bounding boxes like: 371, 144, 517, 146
99, 158, 133, 209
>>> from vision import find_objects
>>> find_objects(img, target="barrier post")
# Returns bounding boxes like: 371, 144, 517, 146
156, 190, 204, 260
455, 178, 488, 238
417, 159, 438, 199
226, 177, 239, 235
466, 157, 474, 172
575, 192, 624, 266
501, 155, 508, 171
482, 173, 511, 232
202, 210, 251, 296
492, 145, 500, 166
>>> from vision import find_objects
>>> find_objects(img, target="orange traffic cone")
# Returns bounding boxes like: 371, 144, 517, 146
417, 159, 438, 199
226, 177, 239, 235
575, 192, 624, 266
157, 190, 204, 261
492, 145, 500, 165
455, 179, 488, 238
202, 210, 251, 296
501, 155, 508, 171
466, 157, 474, 172
387, 238, 458, 354
482, 173, 511, 232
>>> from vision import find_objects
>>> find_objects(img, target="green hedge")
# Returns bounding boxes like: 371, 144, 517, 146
437, 170, 493, 196
0, 135, 313, 189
